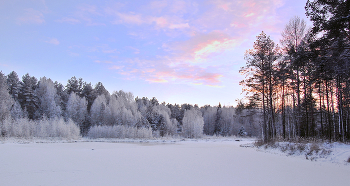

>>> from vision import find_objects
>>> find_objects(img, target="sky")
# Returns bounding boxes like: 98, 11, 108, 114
0, 0, 311, 107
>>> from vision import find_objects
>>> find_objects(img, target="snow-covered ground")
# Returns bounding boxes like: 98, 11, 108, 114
0, 138, 349, 186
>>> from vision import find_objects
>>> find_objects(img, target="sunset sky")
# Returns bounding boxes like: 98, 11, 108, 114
0, 0, 311, 106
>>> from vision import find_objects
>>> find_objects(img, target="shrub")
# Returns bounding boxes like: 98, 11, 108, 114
309, 143, 320, 153
87, 125, 153, 139
297, 143, 306, 152
288, 144, 297, 155
254, 139, 265, 147
0, 117, 80, 139
280, 144, 288, 152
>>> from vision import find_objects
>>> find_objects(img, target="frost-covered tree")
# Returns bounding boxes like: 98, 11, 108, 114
66, 92, 88, 133
167, 118, 178, 136
214, 103, 223, 135
201, 106, 216, 135
81, 82, 95, 112
54, 81, 68, 115
36, 77, 61, 118
10, 101, 24, 119
182, 108, 204, 138
220, 107, 235, 136
94, 82, 109, 98
66, 76, 83, 96
109, 91, 143, 127
90, 95, 108, 126
19, 73, 38, 120
152, 104, 172, 136
167, 103, 181, 122
6, 71, 21, 101
0, 72, 14, 122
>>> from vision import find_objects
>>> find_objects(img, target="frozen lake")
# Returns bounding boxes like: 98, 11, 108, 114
1, 140, 349, 186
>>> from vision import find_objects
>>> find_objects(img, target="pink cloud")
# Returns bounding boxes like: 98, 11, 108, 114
114, 12, 144, 24
109, 65, 123, 69
96, 60, 113, 64
149, 0, 168, 11
45, 38, 60, 45
109, 57, 224, 86
102, 49, 118, 54
56, 17, 81, 24
169, 23, 190, 29
193, 38, 238, 61
110, 12, 189, 31
163, 31, 242, 63
71, 4, 105, 26
244, 13, 255, 18
147, 78, 168, 83
17, 8, 44, 24
126, 46, 140, 54
195, 0, 284, 33
153, 17, 168, 27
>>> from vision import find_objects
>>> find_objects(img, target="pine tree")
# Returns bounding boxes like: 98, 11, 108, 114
94, 82, 109, 98
81, 82, 95, 112
66, 76, 83, 96
10, 101, 24, 119
214, 103, 222, 135
240, 31, 281, 142
19, 73, 39, 120
0, 72, 14, 122
6, 71, 21, 101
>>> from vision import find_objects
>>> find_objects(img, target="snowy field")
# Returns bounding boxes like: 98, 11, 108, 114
1, 138, 350, 186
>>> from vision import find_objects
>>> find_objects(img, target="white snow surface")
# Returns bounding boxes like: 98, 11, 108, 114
0, 138, 349, 186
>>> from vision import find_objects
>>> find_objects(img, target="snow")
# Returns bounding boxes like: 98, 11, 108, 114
0, 138, 349, 186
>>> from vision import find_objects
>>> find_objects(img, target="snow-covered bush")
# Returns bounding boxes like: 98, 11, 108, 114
36, 117, 80, 139
182, 108, 204, 138
1, 117, 34, 138
87, 125, 153, 139
0, 117, 80, 139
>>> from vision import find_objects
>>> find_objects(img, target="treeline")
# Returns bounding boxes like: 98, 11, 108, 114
240, 1, 350, 142
0, 71, 256, 139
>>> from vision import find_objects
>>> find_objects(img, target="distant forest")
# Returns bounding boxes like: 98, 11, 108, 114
0, 71, 256, 139
0, 0, 349, 141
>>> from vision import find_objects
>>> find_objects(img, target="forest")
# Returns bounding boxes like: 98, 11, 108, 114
0, 71, 258, 139
240, 0, 350, 142
0, 0, 349, 142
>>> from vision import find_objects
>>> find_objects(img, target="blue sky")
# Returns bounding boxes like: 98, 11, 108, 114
0, 0, 311, 106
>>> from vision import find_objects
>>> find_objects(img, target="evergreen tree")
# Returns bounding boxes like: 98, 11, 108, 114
81, 82, 95, 112
6, 71, 21, 101
19, 73, 39, 120
66, 76, 83, 96
240, 31, 281, 142
10, 101, 24, 119
94, 82, 109, 98
214, 103, 222, 135
54, 81, 69, 117
0, 72, 14, 122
